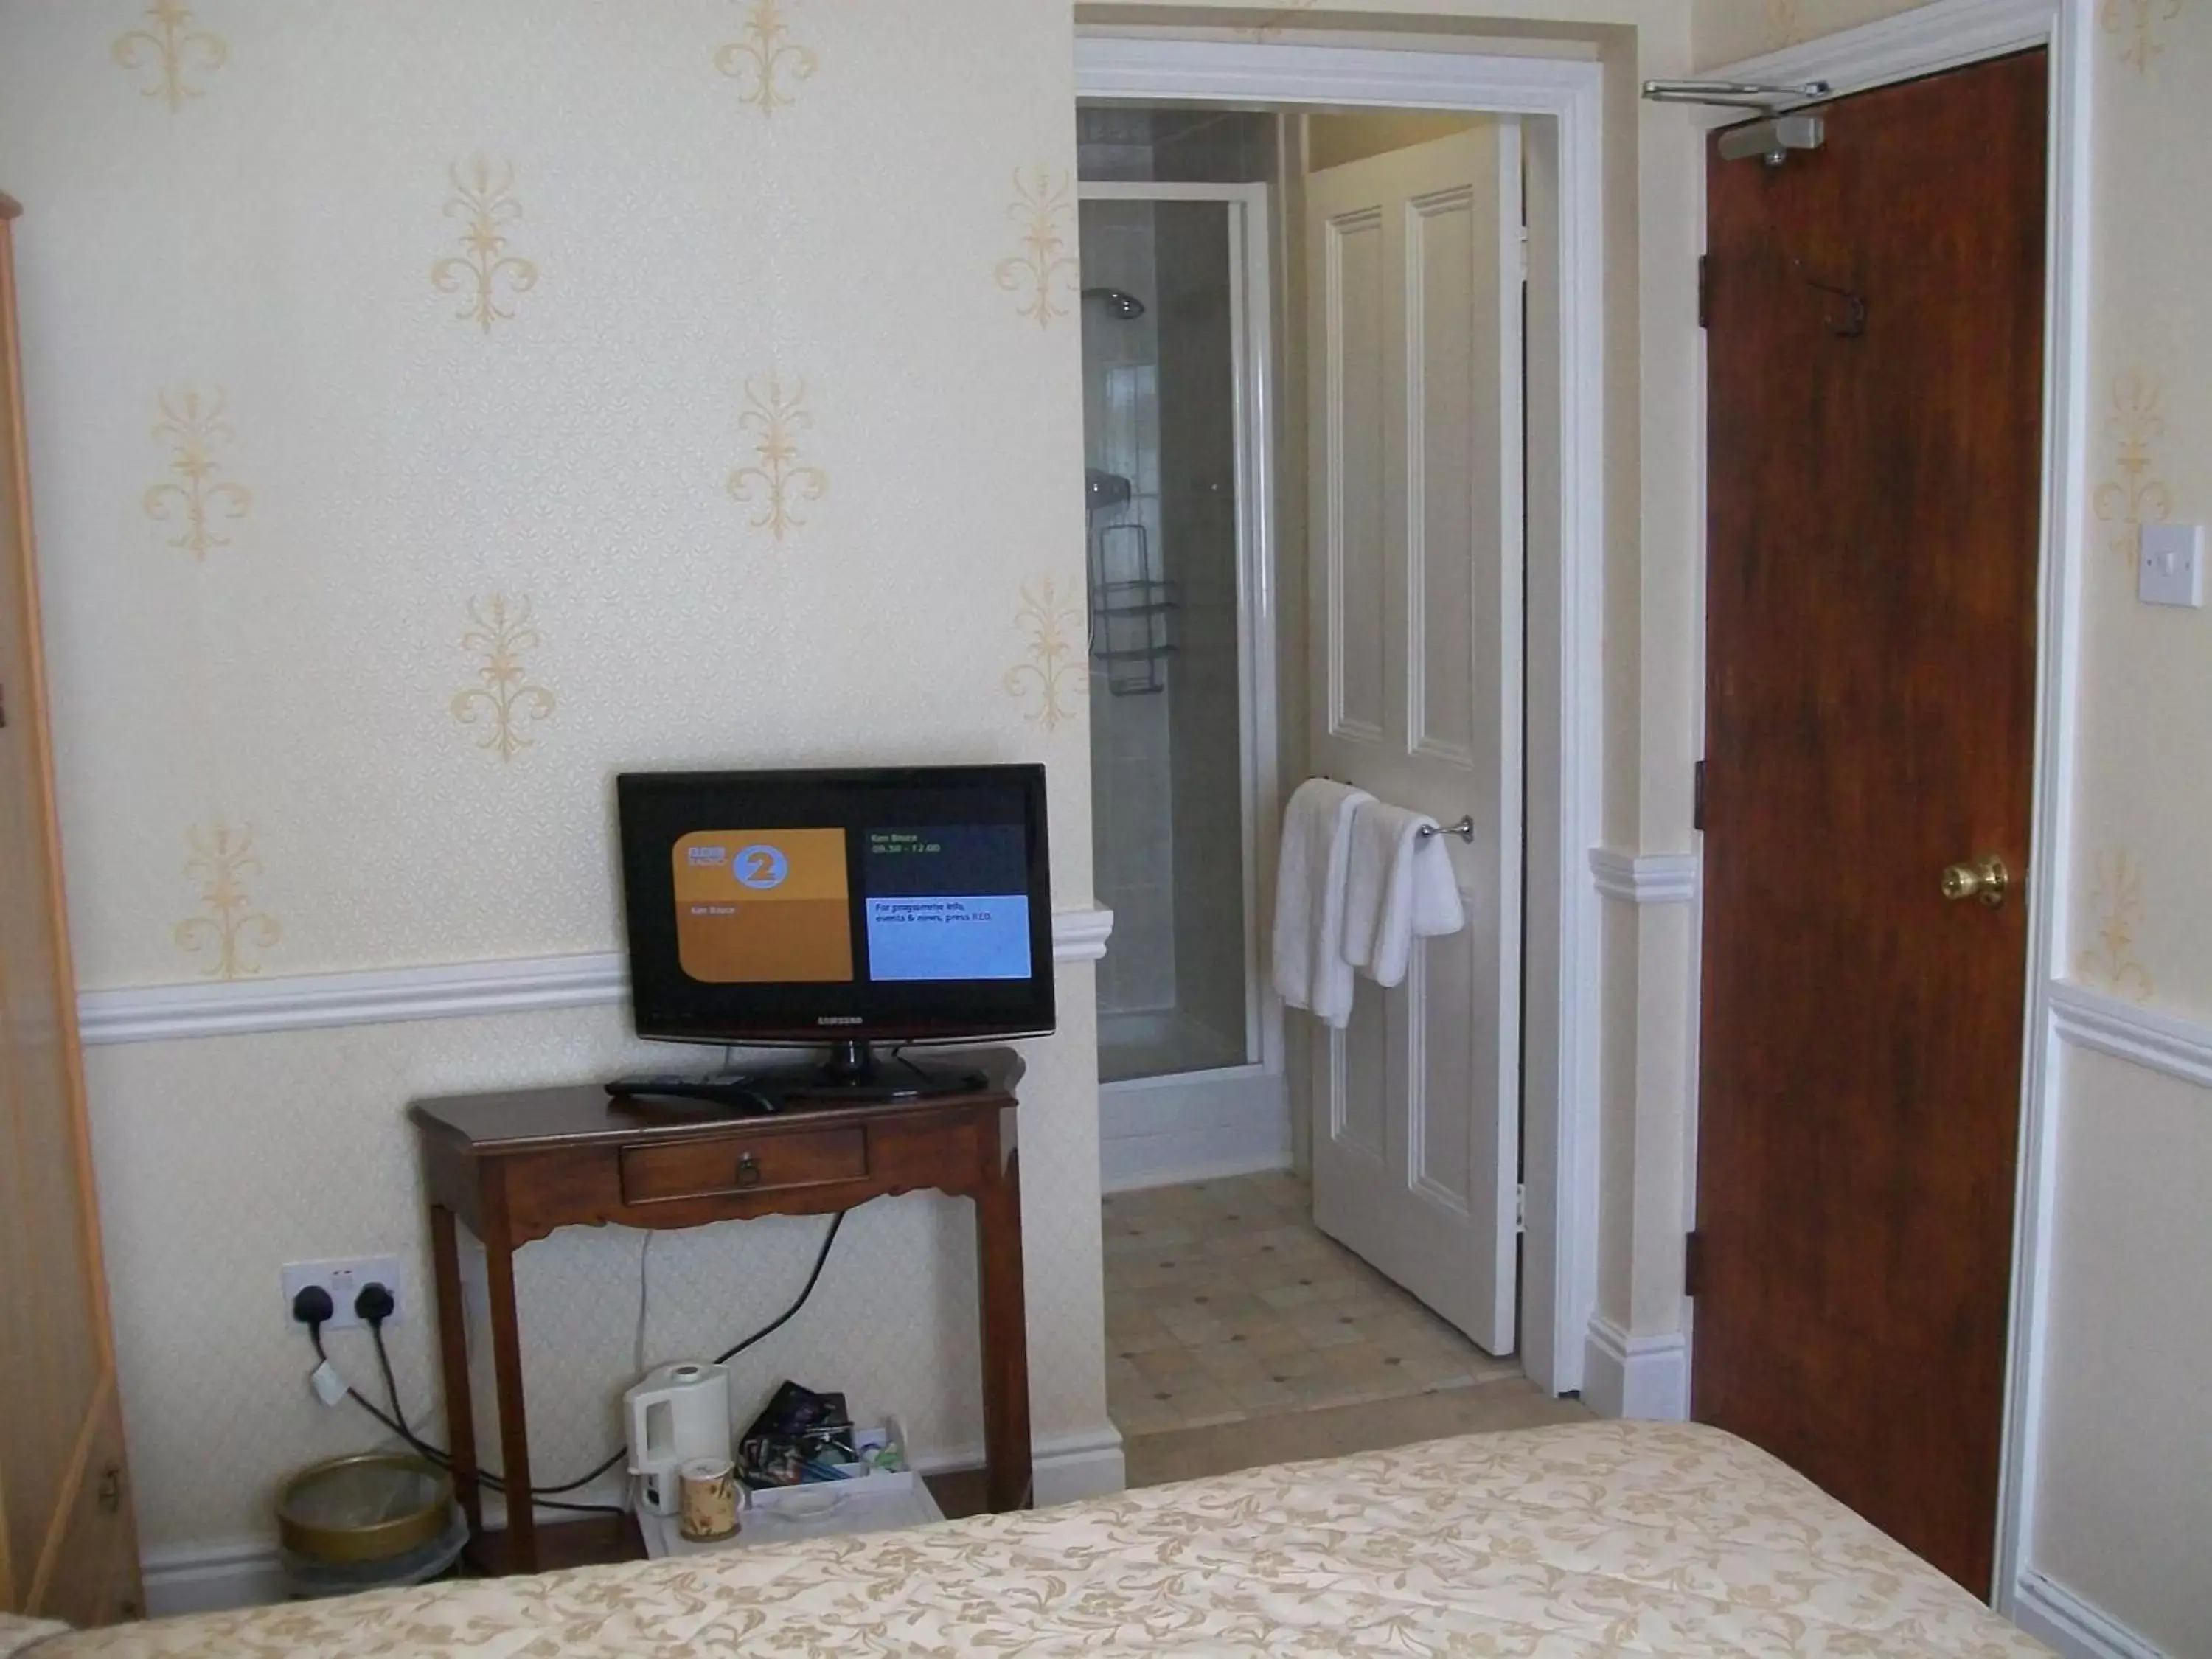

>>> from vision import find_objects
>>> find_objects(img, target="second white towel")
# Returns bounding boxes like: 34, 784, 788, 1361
1340, 800, 1469, 988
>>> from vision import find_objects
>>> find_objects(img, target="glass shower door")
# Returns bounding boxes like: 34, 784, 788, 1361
1079, 195, 1264, 1088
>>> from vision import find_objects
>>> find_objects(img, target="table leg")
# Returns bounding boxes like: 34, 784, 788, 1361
975, 1143, 1033, 1512
482, 1221, 537, 1571
428, 1205, 481, 1537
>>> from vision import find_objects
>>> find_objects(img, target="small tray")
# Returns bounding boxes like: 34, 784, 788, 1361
638, 1467, 943, 1559
637, 1424, 942, 1559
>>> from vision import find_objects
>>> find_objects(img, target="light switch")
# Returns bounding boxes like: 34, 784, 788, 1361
2139, 523, 2204, 608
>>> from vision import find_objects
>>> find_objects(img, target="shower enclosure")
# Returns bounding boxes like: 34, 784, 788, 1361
1080, 181, 1283, 1186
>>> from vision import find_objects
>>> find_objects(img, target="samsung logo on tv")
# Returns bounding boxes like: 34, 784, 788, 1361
816, 1015, 865, 1026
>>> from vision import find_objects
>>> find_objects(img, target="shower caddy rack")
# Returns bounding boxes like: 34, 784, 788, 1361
1085, 467, 1179, 697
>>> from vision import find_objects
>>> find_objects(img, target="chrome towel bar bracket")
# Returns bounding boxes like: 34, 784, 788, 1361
1419, 816, 1476, 844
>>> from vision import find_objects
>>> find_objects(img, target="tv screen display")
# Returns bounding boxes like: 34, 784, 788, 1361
616, 765, 1055, 1047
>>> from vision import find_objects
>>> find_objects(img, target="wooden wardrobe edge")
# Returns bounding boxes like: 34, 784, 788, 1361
0, 195, 21, 221
1, 214, 121, 1380
23, 1373, 114, 1613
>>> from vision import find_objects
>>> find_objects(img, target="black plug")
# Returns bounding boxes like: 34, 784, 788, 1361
354, 1281, 396, 1326
291, 1284, 335, 1328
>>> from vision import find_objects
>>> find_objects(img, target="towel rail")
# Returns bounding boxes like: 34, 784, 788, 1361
1313, 778, 1476, 846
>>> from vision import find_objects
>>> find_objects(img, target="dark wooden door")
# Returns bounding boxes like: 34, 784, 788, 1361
1695, 52, 2046, 1597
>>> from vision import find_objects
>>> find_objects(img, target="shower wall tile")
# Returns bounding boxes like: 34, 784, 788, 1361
1104, 879, 1178, 1014
1155, 198, 1251, 1060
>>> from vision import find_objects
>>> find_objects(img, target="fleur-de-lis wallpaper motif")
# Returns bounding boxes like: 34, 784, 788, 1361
451, 594, 556, 762
996, 168, 1079, 330
2093, 370, 2172, 568
1247, 0, 1319, 41
173, 819, 280, 980
111, 0, 227, 113
1003, 575, 1086, 733
1763, 0, 1807, 50
2101, 0, 2184, 71
143, 386, 251, 561
714, 0, 817, 115
432, 158, 540, 335
727, 373, 828, 542
2081, 849, 2154, 1002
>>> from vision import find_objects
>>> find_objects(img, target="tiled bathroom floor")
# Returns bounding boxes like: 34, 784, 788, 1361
1102, 1171, 1524, 1437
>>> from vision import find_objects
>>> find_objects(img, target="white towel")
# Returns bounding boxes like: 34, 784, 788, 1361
1270, 778, 1371, 1027
1340, 800, 1469, 988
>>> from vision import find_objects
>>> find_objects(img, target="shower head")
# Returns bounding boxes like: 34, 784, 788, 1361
1082, 286, 1147, 320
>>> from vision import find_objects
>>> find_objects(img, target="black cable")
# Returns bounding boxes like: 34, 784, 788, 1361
313, 1322, 626, 1516
716, 1210, 844, 1365
308, 1210, 848, 1509
370, 1316, 410, 1441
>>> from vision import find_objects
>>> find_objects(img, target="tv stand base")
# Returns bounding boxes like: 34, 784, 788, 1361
605, 1043, 989, 1116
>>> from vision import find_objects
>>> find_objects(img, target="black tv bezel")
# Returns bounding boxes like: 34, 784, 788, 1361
615, 764, 1056, 1048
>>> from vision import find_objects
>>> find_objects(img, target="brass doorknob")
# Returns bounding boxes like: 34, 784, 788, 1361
1941, 852, 2011, 907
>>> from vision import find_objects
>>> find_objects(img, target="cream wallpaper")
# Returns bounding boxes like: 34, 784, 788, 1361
4, 0, 1096, 986
2048, 18, 2212, 1641
1686, 0, 2211, 1646
0, 0, 1105, 1558
1690, 0, 1924, 63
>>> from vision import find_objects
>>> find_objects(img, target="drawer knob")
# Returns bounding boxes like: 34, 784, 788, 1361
735, 1152, 762, 1188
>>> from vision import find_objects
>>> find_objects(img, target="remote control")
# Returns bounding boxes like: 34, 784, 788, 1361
605, 1074, 779, 1115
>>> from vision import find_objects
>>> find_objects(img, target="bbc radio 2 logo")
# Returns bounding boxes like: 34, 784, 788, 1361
733, 845, 789, 890
684, 839, 790, 889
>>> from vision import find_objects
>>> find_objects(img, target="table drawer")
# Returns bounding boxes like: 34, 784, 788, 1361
620, 1128, 866, 1204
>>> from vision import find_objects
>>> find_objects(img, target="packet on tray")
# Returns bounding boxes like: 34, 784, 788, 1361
738, 1380, 858, 1486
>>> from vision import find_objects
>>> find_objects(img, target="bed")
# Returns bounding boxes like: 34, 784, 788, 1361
22, 1422, 2050, 1657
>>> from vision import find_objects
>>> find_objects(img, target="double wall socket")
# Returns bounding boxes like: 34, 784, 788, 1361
282, 1256, 404, 1330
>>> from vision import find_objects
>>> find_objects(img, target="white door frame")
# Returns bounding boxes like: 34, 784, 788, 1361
1079, 181, 1293, 1192
1683, 0, 2092, 1621
1074, 38, 1608, 1396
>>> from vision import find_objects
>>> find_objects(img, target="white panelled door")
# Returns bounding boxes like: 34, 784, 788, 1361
1304, 125, 1524, 1353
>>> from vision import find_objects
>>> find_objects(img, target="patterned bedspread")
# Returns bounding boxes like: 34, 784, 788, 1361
40, 1422, 2050, 1656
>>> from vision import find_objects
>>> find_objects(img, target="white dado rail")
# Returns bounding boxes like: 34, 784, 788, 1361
2048, 977, 2212, 1091
79, 904, 1115, 1046
1587, 847, 1700, 905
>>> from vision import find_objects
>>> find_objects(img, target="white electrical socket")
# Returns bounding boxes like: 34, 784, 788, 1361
282, 1256, 404, 1330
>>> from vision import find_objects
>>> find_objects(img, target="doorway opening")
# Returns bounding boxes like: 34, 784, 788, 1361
1073, 80, 1585, 1473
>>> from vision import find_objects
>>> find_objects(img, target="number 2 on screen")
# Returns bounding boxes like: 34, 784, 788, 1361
734, 845, 789, 891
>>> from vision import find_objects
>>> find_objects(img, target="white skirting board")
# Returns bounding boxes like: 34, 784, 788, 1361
2011, 1571, 2171, 1659
142, 1426, 1127, 1618
1579, 1314, 1688, 1422
139, 1538, 291, 1619
1098, 1066, 1291, 1193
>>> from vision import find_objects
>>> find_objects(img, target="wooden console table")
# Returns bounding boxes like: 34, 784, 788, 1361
408, 1051, 1029, 1576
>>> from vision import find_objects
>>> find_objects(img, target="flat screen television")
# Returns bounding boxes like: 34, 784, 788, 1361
613, 764, 1054, 1108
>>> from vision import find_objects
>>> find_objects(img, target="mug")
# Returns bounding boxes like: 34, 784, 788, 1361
678, 1456, 743, 1543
